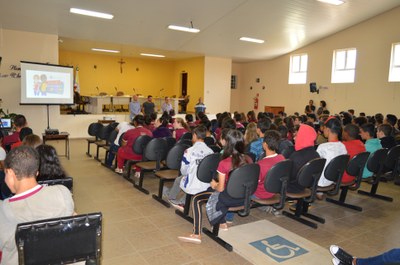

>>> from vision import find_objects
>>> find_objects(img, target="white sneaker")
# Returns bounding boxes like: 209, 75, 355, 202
115, 168, 123, 174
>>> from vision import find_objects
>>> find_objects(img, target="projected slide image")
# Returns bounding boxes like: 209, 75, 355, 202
27, 70, 69, 98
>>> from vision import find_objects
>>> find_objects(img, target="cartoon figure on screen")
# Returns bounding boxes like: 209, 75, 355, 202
39, 74, 47, 96
33, 74, 40, 96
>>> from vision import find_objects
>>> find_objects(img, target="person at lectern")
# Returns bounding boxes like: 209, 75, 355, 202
129, 94, 141, 121
142, 95, 155, 115
194, 97, 206, 116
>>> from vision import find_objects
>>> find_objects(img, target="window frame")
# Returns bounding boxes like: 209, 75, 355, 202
331, 48, 357, 83
288, 53, 308, 84
389, 42, 400, 82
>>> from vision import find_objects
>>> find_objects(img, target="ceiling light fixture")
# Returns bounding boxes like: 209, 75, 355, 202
70, 8, 114, 19
168, 21, 200, 33
239, 37, 265, 44
91, 48, 120, 53
317, 0, 345, 6
140, 53, 165, 58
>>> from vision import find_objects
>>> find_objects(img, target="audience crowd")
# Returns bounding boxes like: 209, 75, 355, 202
1, 101, 400, 263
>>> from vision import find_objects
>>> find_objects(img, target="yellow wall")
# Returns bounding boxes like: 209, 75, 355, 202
59, 51, 205, 112
172, 57, 205, 111
59, 50, 176, 97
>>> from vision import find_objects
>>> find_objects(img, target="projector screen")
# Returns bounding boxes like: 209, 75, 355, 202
20, 61, 74, 104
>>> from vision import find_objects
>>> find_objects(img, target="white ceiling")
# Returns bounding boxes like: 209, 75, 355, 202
1, 0, 399, 62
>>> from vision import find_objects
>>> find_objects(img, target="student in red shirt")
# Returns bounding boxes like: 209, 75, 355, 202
253, 130, 285, 199
341, 124, 366, 183
115, 115, 152, 174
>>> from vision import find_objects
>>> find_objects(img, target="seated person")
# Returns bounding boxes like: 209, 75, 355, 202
3, 114, 27, 150
164, 126, 213, 209
115, 115, 153, 175
244, 122, 258, 151
152, 117, 172, 138
377, 123, 396, 150
36, 144, 68, 181
10, 127, 33, 149
253, 130, 285, 201
249, 118, 272, 161
317, 117, 347, 191
185, 114, 196, 128
178, 130, 250, 244
22, 134, 42, 148
0, 146, 74, 264
233, 113, 244, 129
341, 124, 366, 183
287, 124, 319, 193
360, 123, 382, 180
384, 114, 399, 135
173, 118, 189, 141
277, 125, 294, 158
105, 121, 134, 167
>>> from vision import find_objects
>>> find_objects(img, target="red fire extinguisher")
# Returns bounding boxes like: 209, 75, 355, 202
254, 93, 259, 110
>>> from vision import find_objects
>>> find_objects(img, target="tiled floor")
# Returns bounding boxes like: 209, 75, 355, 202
56, 139, 400, 264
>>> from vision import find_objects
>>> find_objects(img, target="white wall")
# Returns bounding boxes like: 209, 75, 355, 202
231, 6, 400, 116
203, 57, 232, 113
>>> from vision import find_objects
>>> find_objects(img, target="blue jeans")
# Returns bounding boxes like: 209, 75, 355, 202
357, 248, 400, 265
106, 143, 119, 167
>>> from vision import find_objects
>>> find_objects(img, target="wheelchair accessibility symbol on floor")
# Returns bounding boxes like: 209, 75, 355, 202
249, 235, 308, 262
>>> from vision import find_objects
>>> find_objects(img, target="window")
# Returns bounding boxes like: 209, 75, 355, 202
389, 43, 400, 82
289, 54, 308, 84
331, 48, 357, 83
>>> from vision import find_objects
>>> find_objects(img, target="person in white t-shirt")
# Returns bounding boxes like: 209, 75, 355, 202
164, 125, 213, 209
316, 117, 347, 195
105, 121, 134, 167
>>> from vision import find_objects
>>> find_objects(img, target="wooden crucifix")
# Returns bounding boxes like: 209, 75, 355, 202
117, 58, 126, 73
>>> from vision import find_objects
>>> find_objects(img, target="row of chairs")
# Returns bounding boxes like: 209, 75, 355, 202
174, 145, 399, 251
15, 138, 399, 263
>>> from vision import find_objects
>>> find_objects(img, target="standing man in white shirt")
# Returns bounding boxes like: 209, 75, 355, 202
129, 94, 141, 121
161, 97, 173, 114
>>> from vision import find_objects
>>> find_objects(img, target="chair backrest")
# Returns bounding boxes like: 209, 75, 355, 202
132, 135, 152, 154
297, 158, 326, 202
226, 164, 260, 199
323, 154, 350, 195
204, 136, 215, 146
346, 151, 370, 190
97, 125, 113, 140
209, 145, 221, 153
107, 130, 118, 145
367, 148, 388, 174
264, 160, 293, 209
264, 159, 293, 195
197, 153, 221, 183
165, 144, 189, 170
143, 138, 168, 169
177, 139, 193, 147
385, 145, 400, 170
37, 177, 73, 191
180, 132, 193, 141
164, 137, 177, 152
109, 122, 119, 130
87, 122, 103, 137
226, 163, 260, 216
15, 212, 102, 265
281, 145, 295, 159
